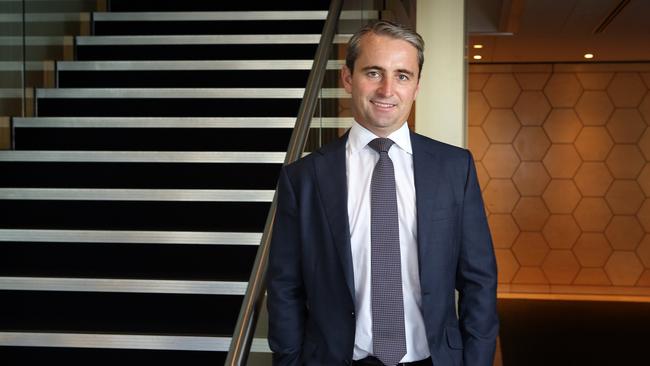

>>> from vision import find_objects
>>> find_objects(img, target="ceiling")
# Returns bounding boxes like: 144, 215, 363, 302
467, 0, 650, 63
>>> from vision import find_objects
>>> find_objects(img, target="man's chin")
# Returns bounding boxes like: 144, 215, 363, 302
371, 118, 402, 129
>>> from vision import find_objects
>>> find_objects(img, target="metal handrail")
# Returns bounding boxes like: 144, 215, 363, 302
224, 0, 344, 364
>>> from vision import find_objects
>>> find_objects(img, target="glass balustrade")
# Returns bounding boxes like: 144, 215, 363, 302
0, 0, 98, 149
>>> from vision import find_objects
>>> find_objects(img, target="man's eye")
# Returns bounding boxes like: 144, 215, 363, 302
398, 74, 410, 81
367, 71, 380, 78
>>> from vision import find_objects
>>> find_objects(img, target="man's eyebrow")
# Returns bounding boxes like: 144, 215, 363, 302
360, 66, 416, 77
360, 65, 385, 72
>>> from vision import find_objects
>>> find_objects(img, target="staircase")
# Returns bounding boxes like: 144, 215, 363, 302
0, 0, 364, 363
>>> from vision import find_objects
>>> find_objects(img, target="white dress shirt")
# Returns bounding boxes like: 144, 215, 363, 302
346, 121, 430, 362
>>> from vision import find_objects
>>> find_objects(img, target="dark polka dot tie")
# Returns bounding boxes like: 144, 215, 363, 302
368, 138, 407, 366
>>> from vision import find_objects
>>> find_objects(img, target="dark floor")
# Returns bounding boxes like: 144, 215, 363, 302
498, 298, 650, 365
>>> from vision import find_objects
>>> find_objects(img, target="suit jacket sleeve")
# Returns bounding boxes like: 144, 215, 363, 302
456, 151, 499, 366
267, 165, 306, 366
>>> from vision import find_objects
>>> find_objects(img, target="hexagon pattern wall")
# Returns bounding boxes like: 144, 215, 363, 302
469, 64, 650, 296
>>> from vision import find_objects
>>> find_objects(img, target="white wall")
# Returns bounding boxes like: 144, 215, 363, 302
415, 0, 467, 148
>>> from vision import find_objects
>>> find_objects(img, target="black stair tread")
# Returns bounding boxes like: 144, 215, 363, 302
0, 290, 242, 335
75, 44, 320, 60
0, 162, 282, 189
36, 98, 306, 117
0, 242, 257, 281
13, 128, 293, 151
57, 69, 312, 88
0, 347, 228, 366
56, 69, 339, 88
1, 201, 270, 231
12, 127, 343, 151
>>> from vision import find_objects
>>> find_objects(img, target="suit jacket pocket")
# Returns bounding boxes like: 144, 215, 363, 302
445, 326, 464, 350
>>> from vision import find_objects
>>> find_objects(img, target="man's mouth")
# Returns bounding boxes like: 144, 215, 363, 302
371, 100, 396, 109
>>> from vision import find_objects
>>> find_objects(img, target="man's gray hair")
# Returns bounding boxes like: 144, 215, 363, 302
345, 20, 425, 78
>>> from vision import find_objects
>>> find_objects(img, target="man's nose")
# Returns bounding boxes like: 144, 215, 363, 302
376, 77, 394, 97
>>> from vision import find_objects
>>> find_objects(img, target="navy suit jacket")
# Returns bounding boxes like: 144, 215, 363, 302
267, 130, 498, 366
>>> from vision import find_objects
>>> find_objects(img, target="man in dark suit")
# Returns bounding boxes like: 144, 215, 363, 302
267, 20, 498, 366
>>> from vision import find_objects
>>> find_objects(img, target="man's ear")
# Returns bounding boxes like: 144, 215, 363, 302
341, 65, 353, 93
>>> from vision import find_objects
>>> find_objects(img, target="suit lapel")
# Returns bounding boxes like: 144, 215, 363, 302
313, 133, 356, 302
411, 132, 443, 275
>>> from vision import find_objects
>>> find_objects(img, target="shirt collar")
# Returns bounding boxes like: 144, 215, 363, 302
347, 120, 413, 155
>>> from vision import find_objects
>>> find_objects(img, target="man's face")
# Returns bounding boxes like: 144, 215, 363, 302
342, 33, 420, 137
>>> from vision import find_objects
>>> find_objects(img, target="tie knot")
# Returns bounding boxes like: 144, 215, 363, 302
368, 138, 395, 154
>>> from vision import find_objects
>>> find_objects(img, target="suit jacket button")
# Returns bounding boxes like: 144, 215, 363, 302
351, 311, 355, 318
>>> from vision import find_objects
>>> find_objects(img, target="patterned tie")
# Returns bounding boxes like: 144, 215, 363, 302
368, 138, 407, 366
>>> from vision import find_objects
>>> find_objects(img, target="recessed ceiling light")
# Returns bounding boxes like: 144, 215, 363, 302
473, 55, 483, 60
584, 53, 594, 59
473, 44, 484, 49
